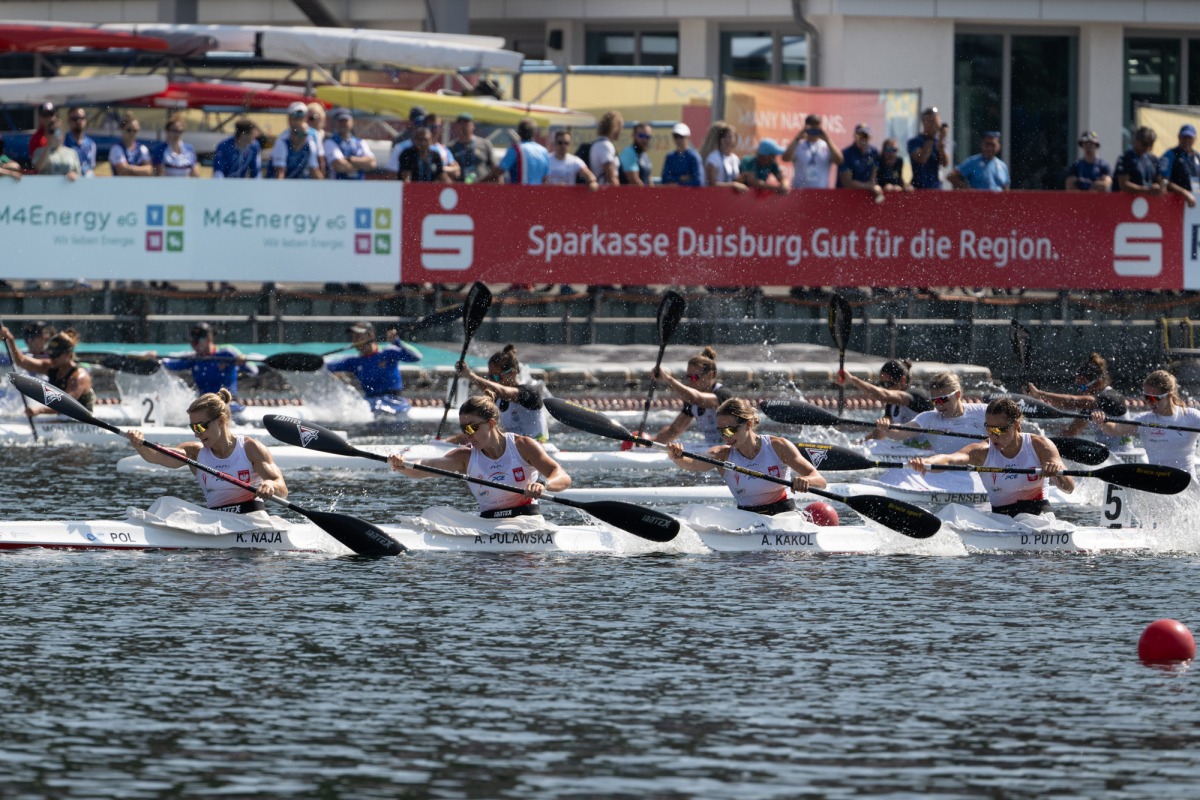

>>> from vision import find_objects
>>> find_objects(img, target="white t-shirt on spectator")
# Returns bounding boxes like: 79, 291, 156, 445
546, 154, 589, 185
589, 139, 618, 184
705, 150, 741, 183
791, 139, 834, 189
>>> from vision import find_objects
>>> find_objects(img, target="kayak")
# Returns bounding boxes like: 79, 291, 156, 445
935, 503, 1150, 553
677, 505, 882, 553
0, 498, 688, 555
0, 419, 342, 446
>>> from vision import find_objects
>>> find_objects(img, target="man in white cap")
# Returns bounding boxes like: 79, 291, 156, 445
324, 108, 376, 180
1160, 123, 1199, 208
271, 101, 321, 179
1064, 130, 1111, 192
660, 122, 704, 186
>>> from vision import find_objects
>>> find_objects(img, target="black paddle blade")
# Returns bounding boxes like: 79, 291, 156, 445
289, 504, 406, 556
1095, 391, 1129, 417
263, 414, 380, 461
101, 354, 161, 375
563, 499, 679, 542
795, 442, 876, 471
760, 400, 842, 427
544, 398, 638, 443
828, 294, 852, 351
657, 290, 687, 346
463, 281, 493, 339
841, 493, 941, 539
410, 305, 463, 334
1010, 320, 1032, 373
11, 374, 118, 432
1052, 436, 1108, 466
264, 352, 325, 372
1004, 394, 1071, 420
1093, 464, 1192, 495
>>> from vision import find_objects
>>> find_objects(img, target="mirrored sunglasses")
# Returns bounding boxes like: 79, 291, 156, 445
986, 424, 1012, 436
718, 421, 745, 438
189, 415, 221, 434
930, 391, 958, 405
460, 422, 482, 436
1144, 392, 1168, 402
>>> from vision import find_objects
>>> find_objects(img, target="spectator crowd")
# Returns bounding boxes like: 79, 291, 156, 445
3, 100, 1196, 206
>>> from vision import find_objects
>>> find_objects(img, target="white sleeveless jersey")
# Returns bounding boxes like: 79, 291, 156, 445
885, 402, 920, 426
683, 382, 733, 447
499, 382, 550, 441
467, 432, 541, 512
982, 433, 1045, 508
909, 403, 987, 454
722, 435, 792, 508
195, 436, 260, 509
1132, 406, 1200, 477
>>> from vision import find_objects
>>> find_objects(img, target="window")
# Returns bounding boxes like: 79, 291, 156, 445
954, 31, 1077, 190
720, 32, 807, 85
1125, 39, 1181, 126
1187, 39, 1200, 106
586, 32, 677, 73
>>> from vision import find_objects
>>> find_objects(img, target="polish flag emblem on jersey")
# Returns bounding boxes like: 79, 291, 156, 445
239, 470, 251, 482
513, 467, 526, 482
768, 466, 780, 477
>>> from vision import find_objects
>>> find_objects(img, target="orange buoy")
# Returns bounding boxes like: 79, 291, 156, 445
1138, 619, 1196, 663
805, 501, 840, 527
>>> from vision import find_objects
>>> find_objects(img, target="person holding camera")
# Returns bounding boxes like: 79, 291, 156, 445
908, 107, 950, 190
783, 113, 844, 189
32, 115, 80, 181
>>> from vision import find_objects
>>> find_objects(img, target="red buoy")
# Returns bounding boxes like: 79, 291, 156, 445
805, 501, 840, 527
619, 431, 643, 452
1138, 619, 1196, 663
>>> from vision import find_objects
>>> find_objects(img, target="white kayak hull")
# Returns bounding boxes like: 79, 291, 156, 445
936, 503, 1150, 553
678, 505, 882, 553
0, 519, 336, 553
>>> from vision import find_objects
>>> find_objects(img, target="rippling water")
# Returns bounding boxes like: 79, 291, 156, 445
1, 426, 1198, 799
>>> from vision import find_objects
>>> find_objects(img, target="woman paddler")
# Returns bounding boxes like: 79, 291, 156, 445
909, 397, 1074, 517
1091, 369, 1200, 479
666, 398, 826, 515
1026, 352, 1128, 445
454, 344, 550, 442
651, 346, 734, 447
837, 359, 932, 438
124, 388, 287, 513
388, 395, 571, 518
874, 371, 986, 453
0, 327, 96, 414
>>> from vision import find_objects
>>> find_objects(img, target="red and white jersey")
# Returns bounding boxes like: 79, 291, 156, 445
467, 432, 540, 513
982, 433, 1044, 508
722, 435, 791, 508
195, 436, 260, 509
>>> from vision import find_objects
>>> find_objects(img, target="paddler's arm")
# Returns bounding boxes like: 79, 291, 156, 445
837, 370, 912, 407
1090, 410, 1136, 436
772, 438, 828, 492
1025, 383, 1097, 410
908, 442, 985, 474
1032, 435, 1074, 494
388, 448, 470, 479
653, 411, 692, 444
666, 441, 722, 472
245, 438, 287, 500
874, 415, 917, 441
515, 436, 571, 496
124, 430, 201, 468
457, 360, 518, 402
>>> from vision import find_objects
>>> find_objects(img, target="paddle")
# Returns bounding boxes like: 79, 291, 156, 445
1010, 319, 1032, 392
94, 351, 330, 375
829, 294, 852, 416
544, 398, 941, 539
262, 414, 680, 543
637, 290, 687, 436
9, 374, 404, 556
884, 457, 1189, 495
759, 400, 1110, 466
436, 281, 492, 440
0, 317, 37, 442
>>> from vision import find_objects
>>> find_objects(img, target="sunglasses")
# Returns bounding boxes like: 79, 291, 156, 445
636, 133, 651, 140
883, 147, 898, 153
460, 421, 484, 436
718, 420, 746, 438
986, 424, 1013, 436
488, 368, 515, 380
189, 415, 221, 435
686, 373, 706, 382
555, 140, 570, 145
930, 391, 958, 405
46, 348, 69, 358
1144, 392, 1168, 402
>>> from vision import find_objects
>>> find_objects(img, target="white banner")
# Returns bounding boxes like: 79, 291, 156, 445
1, 177, 402, 282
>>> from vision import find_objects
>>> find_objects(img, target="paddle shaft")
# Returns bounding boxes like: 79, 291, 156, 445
0, 318, 38, 442
638, 345, 667, 435
436, 283, 491, 440
371, 448, 578, 512
637, 291, 685, 435
877, 458, 1186, 493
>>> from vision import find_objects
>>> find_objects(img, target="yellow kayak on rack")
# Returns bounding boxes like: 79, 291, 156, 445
315, 85, 595, 128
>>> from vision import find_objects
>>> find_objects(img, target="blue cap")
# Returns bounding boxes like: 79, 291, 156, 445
1181, 124, 1197, 138
757, 138, 785, 156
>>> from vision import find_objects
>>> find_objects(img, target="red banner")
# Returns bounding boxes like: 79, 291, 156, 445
400, 185, 1185, 290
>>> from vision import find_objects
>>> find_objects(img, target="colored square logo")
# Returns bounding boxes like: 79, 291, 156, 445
374, 208, 391, 229
374, 234, 391, 255
166, 231, 184, 252
146, 205, 164, 226
354, 233, 372, 254
146, 231, 163, 251
166, 205, 185, 226
355, 208, 372, 229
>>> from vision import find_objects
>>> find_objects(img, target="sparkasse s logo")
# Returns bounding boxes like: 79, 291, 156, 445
420, 187, 474, 270
1112, 197, 1162, 276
